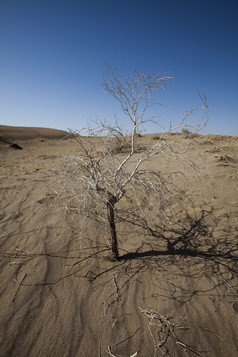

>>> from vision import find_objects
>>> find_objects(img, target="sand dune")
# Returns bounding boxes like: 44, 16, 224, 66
0, 126, 238, 356
0, 125, 67, 143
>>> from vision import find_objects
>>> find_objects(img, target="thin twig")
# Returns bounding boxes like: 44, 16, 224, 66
45, 282, 57, 299
112, 274, 121, 301
12, 273, 27, 303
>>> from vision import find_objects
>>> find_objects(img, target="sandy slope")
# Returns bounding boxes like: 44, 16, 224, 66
0, 127, 238, 356
0, 125, 67, 142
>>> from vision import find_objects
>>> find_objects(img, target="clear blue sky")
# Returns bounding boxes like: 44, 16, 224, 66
0, 0, 237, 135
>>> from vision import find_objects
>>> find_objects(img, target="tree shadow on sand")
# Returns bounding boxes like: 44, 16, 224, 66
121, 210, 238, 280
86, 210, 238, 356
90, 209, 238, 307
121, 210, 237, 261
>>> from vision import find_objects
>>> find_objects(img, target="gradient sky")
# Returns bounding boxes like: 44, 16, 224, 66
0, 0, 238, 135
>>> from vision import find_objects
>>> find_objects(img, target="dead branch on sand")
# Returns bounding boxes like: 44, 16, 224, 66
140, 307, 202, 356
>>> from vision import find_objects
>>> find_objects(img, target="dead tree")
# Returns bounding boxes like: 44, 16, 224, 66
54, 69, 208, 261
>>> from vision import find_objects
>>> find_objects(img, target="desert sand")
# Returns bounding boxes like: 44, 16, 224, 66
0, 125, 238, 357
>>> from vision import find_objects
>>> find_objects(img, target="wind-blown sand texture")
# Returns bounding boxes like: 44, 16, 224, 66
0, 126, 238, 356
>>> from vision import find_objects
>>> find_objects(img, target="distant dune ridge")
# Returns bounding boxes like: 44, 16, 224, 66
0, 125, 67, 142
0, 125, 238, 356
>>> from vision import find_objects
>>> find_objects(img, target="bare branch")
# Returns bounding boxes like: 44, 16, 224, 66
54, 68, 208, 260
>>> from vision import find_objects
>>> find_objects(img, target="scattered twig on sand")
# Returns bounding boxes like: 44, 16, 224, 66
140, 307, 202, 356
116, 327, 141, 347
12, 273, 27, 303
72, 248, 110, 266
107, 346, 138, 357
45, 282, 57, 299
197, 325, 234, 346
112, 274, 121, 301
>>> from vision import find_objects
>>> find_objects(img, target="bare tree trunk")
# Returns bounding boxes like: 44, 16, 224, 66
107, 195, 119, 260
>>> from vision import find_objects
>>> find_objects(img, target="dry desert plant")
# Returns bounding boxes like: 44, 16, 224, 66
53, 69, 208, 261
